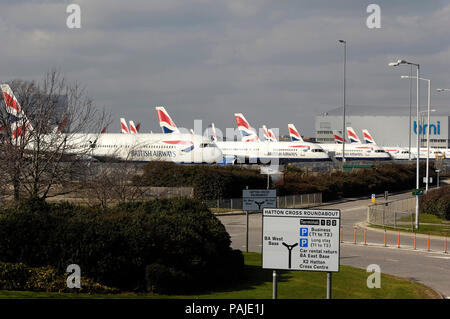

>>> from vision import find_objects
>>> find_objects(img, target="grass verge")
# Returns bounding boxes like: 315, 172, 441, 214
0, 253, 440, 299
371, 213, 450, 237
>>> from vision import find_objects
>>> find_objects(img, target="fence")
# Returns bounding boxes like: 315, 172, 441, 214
367, 197, 416, 230
204, 192, 322, 211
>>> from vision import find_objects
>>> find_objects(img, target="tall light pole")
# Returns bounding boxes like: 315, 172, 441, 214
339, 40, 346, 165
402, 76, 432, 193
389, 59, 420, 230
408, 65, 413, 160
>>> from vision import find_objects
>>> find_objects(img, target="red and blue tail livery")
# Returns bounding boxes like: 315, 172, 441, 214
1, 84, 33, 140
129, 120, 138, 134
346, 127, 361, 143
362, 129, 377, 145
268, 128, 277, 142
288, 124, 304, 142
234, 113, 259, 142
156, 106, 180, 134
332, 130, 345, 144
120, 118, 130, 134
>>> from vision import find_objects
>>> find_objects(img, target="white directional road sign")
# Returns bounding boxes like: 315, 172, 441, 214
243, 189, 276, 211
262, 208, 340, 272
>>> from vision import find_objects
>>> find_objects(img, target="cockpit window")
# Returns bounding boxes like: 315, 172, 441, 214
200, 143, 215, 148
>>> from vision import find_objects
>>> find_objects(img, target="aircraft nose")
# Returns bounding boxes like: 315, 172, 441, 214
204, 146, 222, 163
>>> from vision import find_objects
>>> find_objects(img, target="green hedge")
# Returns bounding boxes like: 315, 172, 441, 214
137, 162, 266, 200
0, 261, 118, 293
0, 197, 243, 294
276, 163, 433, 201
420, 185, 450, 220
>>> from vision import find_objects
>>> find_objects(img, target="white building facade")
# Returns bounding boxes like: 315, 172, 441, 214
315, 106, 449, 149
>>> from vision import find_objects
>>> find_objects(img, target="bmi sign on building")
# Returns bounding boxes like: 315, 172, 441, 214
242, 189, 276, 211
262, 208, 340, 272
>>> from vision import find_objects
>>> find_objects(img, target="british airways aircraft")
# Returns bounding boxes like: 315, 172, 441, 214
216, 118, 330, 164
156, 108, 330, 164
1, 84, 222, 164
361, 129, 413, 160
317, 127, 390, 160
119, 119, 140, 134
262, 125, 277, 142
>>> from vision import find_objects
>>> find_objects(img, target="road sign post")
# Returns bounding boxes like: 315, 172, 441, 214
262, 208, 341, 299
246, 210, 249, 253
243, 189, 277, 211
327, 272, 332, 299
243, 189, 277, 253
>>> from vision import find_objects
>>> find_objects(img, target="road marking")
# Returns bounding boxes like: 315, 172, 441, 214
342, 206, 368, 212
427, 256, 450, 260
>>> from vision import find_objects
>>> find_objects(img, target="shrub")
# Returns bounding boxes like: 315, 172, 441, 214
0, 197, 243, 294
275, 163, 431, 201
421, 185, 450, 220
0, 261, 118, 294
137, 162, 266, 200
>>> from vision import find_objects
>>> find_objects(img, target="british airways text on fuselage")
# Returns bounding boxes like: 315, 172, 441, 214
130, 150, 177, 158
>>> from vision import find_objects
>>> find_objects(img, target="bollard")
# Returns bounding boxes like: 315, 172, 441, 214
340, 226, 343, 243
427, 234, 430, 252
354, 227, 357, 244
384, 229, 387, 247
445, 237, 448, 254
414, 233, 417, 250
397, 231, 400, 248
364, 228, 367, 245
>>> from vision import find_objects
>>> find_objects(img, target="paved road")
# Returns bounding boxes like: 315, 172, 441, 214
217, 190, 450, 298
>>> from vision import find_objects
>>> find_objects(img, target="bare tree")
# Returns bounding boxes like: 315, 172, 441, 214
83, 154, 145, 209
0, 70, 110, 201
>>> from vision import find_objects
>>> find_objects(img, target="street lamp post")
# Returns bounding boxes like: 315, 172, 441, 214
339, 40, 346, 165
402, 76, 432, 193
389, 59, 420, 230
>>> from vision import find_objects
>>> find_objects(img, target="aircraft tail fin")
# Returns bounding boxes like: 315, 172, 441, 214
288, 124, 304, 142
0, 83, 33, 139
347, 127, 361, 143
129, 120, 138, 134
333, 130, 345, 144
211, 123, 217, 142
234, 113, 259, 142
120, 118, 130, 133
155, 106, 180, 134
362, 129, 377, 145
268, 129, 277, 142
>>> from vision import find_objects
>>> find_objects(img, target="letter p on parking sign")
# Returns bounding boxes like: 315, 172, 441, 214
300, 238, 308, 248
300, 228, 308, 237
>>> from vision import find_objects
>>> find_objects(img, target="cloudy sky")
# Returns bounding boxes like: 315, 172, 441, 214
0, 0, 449, 136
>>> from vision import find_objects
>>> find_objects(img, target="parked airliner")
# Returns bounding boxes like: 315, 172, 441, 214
318, 128, 390, 160
1, 84, 222, 164
361, 129, 414, 160
155, 107, 330, 164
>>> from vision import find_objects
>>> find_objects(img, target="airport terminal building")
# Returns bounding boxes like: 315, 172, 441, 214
315, 106, 450, 149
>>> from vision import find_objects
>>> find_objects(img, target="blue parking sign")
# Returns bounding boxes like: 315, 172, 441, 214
300, 238, 308, 248
300, 227, 308, 237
